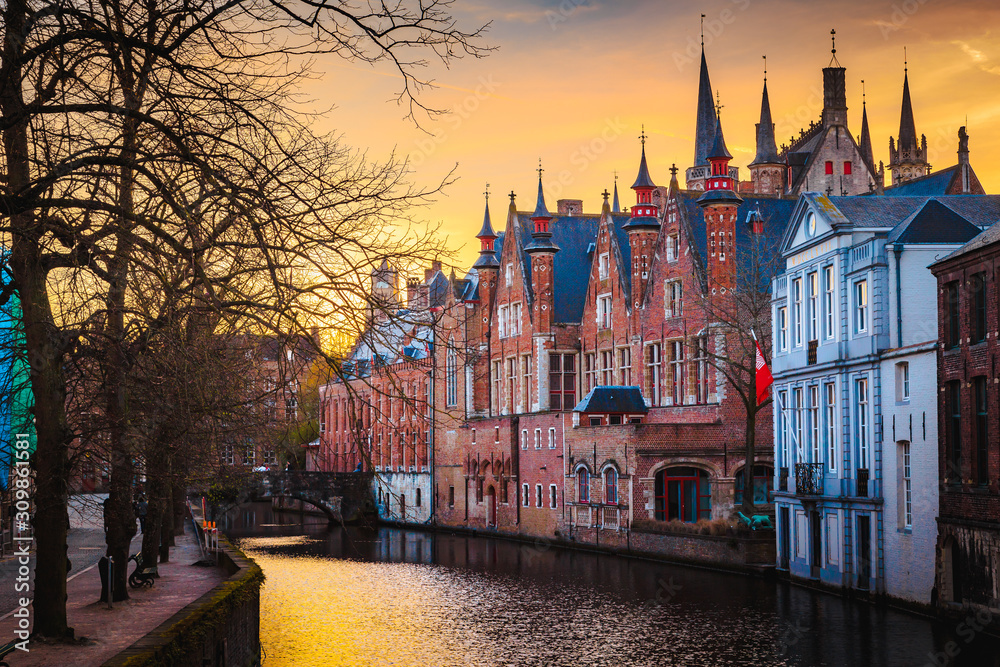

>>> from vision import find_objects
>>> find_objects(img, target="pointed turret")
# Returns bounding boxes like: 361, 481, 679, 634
888, 59, 929, 185
698, 111, 741, 297
686, 43, 718, 191
859, 92, 875, 176
473, 190, 500, 269
897, 69, 917, 150
623, 130, 660, 231
525, 167, 559, 254
748, 68, 785, 195
697, 113, 743, 208
750, 80, 780, 166
693, 47, 718, 168
612, 177, 621, 213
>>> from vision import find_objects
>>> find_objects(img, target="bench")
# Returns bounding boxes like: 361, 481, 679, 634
128, 552, 157, 588
0, 639, 19, 667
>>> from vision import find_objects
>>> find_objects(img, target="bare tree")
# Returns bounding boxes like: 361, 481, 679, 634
0, 0, 489, 637
692, 212, 783, 515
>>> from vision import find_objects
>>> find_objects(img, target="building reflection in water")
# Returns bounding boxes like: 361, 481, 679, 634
223, 502, 999, 667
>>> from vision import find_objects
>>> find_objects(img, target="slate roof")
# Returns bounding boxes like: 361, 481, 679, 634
750, 80, 780, 166
693, 48, 718, 168
573, 386, 648, 414
886, 199, 984, 245
826, 195, 1000, 229
879, 166, 957, 197
932, 218, 1000, 266
512, 212, 632, 324
676, 192, 796, 289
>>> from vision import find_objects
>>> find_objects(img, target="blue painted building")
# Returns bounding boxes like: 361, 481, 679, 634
770, 194, 1000, 598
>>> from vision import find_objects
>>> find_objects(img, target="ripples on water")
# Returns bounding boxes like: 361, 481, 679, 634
227, 505, 1000, 667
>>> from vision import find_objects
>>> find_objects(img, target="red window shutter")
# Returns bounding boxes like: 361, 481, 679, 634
825, 161, 833, 175
844, 161, 853, 175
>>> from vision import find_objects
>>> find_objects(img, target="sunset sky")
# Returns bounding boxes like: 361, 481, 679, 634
303, 0, 1000, 273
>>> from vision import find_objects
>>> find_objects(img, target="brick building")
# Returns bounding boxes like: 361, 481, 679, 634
929, 221, 1000, 621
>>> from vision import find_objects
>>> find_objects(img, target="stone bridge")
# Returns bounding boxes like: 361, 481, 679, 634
247, 471, 374, 524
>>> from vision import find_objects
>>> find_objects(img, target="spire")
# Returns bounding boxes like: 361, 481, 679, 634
473, 185, 500, 269
532, 159, 551, 219
632, 126, 656, 189
897, 63, 917, 150
525, 166, 558, 254
476, 184, 496, 239
612, 172, 621, 213
859, 81, 875, 174
693, 44, 718, 167
750, 66, 780, 165
707, 109, 732, 160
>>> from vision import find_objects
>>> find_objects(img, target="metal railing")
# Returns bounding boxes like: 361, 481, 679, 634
795, 463, 824, 496
856, 468, 870, 498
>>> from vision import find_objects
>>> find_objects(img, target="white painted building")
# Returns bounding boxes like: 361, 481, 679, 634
771, 193, 996, 599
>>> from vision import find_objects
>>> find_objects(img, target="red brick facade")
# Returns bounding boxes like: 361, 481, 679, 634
931, 230, 1000, 616
318, 144, 778, 556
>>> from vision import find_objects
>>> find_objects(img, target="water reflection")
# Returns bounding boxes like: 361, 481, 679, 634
224, 503, 1000, 667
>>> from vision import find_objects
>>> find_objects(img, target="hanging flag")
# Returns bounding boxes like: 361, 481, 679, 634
755, 340, 774, 405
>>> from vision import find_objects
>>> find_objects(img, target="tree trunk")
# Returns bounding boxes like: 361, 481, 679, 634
106, 449, 135, 601
172, 481, 186, 539
742, 401, 757, 516
141, 452, 164, 570
1, 0, 74, 639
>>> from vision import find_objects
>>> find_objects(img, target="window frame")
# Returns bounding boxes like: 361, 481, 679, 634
604, 468, 619, 505
854, 279, 869, 335
792, 277, 803, 347
823, 265, 836, 340
577, 467, 590, 503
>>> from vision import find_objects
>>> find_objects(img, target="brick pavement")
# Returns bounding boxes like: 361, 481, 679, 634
0, 498, 225, 667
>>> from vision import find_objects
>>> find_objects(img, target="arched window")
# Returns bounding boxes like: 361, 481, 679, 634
604, 468, 618, 505
654, 467, 711, 523
735, 465, 774, 505
577, 467, 590, 503
446, 340, 458, 407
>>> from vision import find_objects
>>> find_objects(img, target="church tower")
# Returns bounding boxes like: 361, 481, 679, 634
622, 130, 660, 309
748, 63, 784, 195
888, 60, 929, 184
697, 112, 743, 295
369, 259, 399, 323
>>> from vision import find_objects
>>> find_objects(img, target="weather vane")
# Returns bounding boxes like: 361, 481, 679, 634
484, 183, 490, 202
763, 55, 767, 83
537, 158, 544, 179
700, 14, 706, 48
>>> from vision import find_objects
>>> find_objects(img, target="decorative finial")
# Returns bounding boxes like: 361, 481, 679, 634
484, 183, 490, 202
861, 79, 866, 106
831, 29, 836, 56
602, 189, 610, 204
669, 163, 678, 177
613, 169, 618, 183
701, 14, 705, 48
763, 55, 767, 83
509, 190, 516, 203
904, 46, 908, 73
537, 158, 543, 179
715, 90, 723, 117
639, 125, 647, 146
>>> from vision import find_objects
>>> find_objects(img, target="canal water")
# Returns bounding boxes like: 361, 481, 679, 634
223, 502, 999, 667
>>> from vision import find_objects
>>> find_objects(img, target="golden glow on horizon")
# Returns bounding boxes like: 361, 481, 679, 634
299, 0, 1000, 274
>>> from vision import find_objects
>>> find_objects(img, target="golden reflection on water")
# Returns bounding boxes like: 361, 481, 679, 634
249, 551, 489, 667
